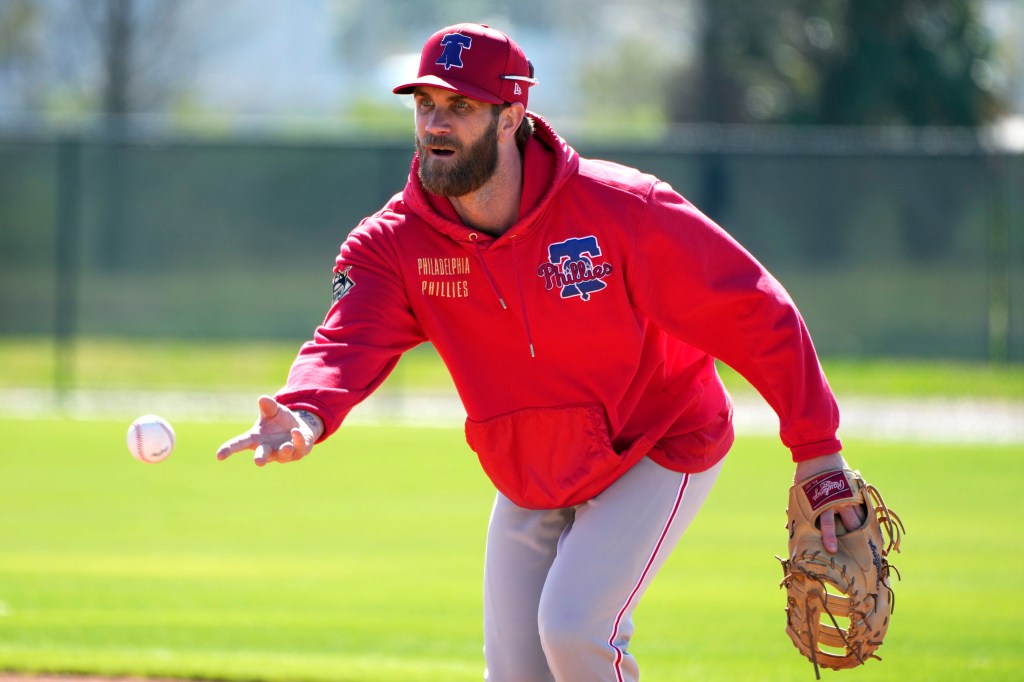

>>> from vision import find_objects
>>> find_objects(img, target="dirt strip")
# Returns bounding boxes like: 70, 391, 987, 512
0, 677, 186, 682
0, 676, 221, 682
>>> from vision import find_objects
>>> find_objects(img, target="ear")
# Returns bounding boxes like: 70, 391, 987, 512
498, 103, 526, 143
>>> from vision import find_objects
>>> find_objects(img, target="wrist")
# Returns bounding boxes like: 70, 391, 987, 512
794, 452, 846, 483
294, 409, 325, 442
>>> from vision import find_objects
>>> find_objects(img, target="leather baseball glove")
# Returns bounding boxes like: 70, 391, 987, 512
778, 468, 904, 678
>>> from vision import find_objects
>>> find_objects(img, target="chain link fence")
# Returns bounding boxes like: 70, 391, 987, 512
2, 126, 1020, 370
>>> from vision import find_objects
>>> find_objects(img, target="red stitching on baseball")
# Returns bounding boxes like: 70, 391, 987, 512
156, 421, 173, 458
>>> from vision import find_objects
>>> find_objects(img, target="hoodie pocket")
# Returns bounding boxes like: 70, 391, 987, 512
465, 404, 650, 510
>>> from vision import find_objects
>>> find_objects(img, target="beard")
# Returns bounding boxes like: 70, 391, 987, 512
416, 118, 499, 197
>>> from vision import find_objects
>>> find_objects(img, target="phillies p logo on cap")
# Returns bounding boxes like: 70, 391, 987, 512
436, 33, 472, 70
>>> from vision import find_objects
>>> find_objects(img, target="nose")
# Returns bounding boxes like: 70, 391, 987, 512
423, 108, 451, 136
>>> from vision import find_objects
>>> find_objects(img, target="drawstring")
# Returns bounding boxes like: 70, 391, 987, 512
470, 233, 536, 358
510, 237, 537, 358
471, 235, 507, 309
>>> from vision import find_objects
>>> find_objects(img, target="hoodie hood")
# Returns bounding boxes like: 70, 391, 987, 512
402, 113, 580, 244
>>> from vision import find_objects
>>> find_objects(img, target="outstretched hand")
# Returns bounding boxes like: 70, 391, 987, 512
216, 395, 316, 466
794, 452, 867, 555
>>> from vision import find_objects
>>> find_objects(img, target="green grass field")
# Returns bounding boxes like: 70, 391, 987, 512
2, 335, 1023, 399
0, 417, 1021, 681
1, 338, 1022, 680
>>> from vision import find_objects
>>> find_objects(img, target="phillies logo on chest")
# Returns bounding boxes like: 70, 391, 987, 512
537, 236, 614, 301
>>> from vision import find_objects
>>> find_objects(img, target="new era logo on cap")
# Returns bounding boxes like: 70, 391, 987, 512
393, 23, 537, 107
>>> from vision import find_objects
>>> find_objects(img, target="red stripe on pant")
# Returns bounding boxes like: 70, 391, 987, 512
607, 472, 691, 681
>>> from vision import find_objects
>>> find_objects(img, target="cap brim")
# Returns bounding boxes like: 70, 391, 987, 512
392, 75, 503, 105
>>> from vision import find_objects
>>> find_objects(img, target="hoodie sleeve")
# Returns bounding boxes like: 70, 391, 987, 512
629, 181, 841, 461
275, 216, 427, 440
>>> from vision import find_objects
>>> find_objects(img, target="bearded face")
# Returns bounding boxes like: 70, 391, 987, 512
416, 113, 500, 197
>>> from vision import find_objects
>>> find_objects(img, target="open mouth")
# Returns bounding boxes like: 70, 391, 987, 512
430, 147, 456, 158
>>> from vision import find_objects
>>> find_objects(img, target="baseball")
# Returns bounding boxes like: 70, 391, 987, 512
127, 415, 175, 463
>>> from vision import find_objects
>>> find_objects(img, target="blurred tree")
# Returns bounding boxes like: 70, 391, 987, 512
60, 0, 200, 121
331, 0, 692, 129
1, 0, 224, 124
54, 0, 203, 269
672, 0, 1003, 126
670, 0, 1005, 263
0, 0, 42, 109
333, 0, 556, 70
821, 1, 1002, 125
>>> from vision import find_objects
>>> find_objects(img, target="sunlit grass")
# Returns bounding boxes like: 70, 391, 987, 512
0, 418, 1019, 681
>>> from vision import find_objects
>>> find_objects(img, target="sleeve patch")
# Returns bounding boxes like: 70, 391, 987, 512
332, 266, 355, 302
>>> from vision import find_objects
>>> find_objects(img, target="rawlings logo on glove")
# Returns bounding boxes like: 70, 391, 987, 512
803, 470, 853, 508
778, 469, 905, 679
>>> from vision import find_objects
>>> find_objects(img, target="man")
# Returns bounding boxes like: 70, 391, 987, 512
217, 23, 865, 682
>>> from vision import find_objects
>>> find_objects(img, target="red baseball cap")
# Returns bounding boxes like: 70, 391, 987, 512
393, 23, 537, 106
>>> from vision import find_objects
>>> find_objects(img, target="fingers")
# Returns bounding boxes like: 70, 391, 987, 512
253, 442, 271, 467
257, 395, 281, 420
820, 504, 868, 555
218, 397, 311, 466
250, 428, 309, 467
286, 427, 307, 457
819, 509, 839, 554
840, 504, 866, 534
276, 429, 310, 462
216, 432, 259, 461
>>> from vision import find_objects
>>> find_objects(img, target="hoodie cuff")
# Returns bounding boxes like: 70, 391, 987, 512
790, 437, 843, 462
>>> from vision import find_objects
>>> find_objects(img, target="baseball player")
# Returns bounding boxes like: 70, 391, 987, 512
217, 23, 865, 682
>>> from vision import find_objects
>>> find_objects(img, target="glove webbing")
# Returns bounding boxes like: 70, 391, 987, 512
865, 482, 905, 555
795, 570, 877, 680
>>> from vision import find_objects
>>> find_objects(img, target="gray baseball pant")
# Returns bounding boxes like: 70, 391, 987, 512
482, 455, 725, 681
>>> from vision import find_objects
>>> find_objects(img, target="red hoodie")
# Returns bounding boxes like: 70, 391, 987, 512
277, 115, 842, 510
